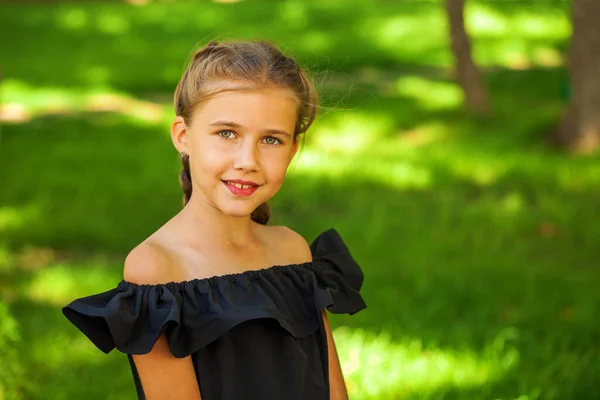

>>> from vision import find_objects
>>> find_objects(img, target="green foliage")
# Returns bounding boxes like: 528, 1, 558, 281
0, 302, 23, 400
0, 0, 598, 399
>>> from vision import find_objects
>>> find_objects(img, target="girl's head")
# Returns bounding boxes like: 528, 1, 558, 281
171, 40, 317, 225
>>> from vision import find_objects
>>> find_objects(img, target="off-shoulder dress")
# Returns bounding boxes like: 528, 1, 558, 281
62, 228, 367, 399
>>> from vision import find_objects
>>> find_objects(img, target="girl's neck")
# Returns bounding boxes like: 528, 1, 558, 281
177, 195, 263, 250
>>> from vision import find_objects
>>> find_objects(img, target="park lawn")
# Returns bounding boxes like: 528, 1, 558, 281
1, 1, 599, 399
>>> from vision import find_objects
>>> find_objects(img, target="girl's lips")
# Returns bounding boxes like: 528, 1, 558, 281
222, 180, 259, 196
225, 179, 259, 186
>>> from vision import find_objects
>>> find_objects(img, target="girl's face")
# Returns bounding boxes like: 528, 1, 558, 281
171, 85, 299, 220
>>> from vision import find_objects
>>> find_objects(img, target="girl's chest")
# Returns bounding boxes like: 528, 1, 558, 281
173, 243, 295, 282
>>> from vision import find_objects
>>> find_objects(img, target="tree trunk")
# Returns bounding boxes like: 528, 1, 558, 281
445, 0, 491, 114
554, 0, 600, 153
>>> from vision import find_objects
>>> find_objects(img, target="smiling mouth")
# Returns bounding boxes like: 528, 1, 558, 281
221, 180, 261, 196
226, 182, 257, 189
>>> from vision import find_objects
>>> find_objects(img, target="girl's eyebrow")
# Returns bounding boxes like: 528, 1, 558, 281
208, 120, 292, 137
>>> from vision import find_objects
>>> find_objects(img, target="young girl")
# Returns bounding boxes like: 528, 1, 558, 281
62, 40, 366, 400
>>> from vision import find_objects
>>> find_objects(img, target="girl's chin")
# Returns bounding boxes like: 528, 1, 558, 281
216, 204, 260, 219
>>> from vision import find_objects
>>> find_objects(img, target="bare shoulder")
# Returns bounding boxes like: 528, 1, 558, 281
268, 225, 313, 264
123, 241, 177, 285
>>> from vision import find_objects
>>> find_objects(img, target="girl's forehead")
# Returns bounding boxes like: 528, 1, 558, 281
192, 85, 299, 124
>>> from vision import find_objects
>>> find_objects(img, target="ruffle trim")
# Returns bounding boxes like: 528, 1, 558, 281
62, 228, 366, 358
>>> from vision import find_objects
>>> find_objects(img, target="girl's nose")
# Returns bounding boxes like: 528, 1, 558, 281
233, 142, 259, 171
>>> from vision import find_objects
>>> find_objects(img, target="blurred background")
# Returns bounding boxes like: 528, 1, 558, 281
1, 0, 599, 399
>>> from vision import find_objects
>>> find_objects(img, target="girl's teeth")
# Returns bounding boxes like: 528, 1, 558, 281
231, 182, 251, 189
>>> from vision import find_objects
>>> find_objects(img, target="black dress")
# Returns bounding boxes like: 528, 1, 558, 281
62, 228, 367, 400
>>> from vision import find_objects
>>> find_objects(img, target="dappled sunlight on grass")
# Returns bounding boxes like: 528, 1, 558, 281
424, 141, 600, 190
395, 76, 463, 110
7, 294, 136, 400
0, 206, 33, 234
0, 244, 15, 273
291, 118, 600, 194
395, 121, 451, 149
31, 334, 106, 367
0, 80, 169, 125
309, 111, 394, 154
467, 4, 568, 69
291, 149, 433, 189
0, 302, 22, 400
294, 104, 599, 192
297, 104, 600, 192
56, 7, 90, 32
468, 4, 570, 39
96, 11, 132, 35
25, 261, 122, 306
56, 6, 132, 36
290, 110, 435, 189
334, 326, 519, 399
364, 9, 449, 65
279, 1, 309, 30
498, 191, 525, 216
0, 205, 44, 242
427, 149, 506, 187
361, 2, 569, 69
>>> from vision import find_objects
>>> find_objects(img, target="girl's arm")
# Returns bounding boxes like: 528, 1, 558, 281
124, 243, 203, 400
131, 335, 202, 400
322, 309, 350, 400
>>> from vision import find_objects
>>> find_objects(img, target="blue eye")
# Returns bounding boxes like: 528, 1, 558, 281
263, 136, 282, 145
217, 130, 235, 139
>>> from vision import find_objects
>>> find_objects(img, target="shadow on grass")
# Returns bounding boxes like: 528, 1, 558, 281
0, 112, 181, 253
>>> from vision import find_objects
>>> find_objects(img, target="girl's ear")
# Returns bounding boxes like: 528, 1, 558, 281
290, 139, 299, 159
171, 116, 188, 153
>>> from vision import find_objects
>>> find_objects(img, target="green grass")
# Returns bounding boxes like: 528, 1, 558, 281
1, 0, 599, 399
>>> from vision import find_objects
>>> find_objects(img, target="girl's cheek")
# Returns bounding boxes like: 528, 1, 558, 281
264, 155, 289, 173
204, 148, 230, 166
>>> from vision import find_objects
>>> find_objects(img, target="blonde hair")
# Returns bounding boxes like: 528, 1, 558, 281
174, 40, 318, 224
